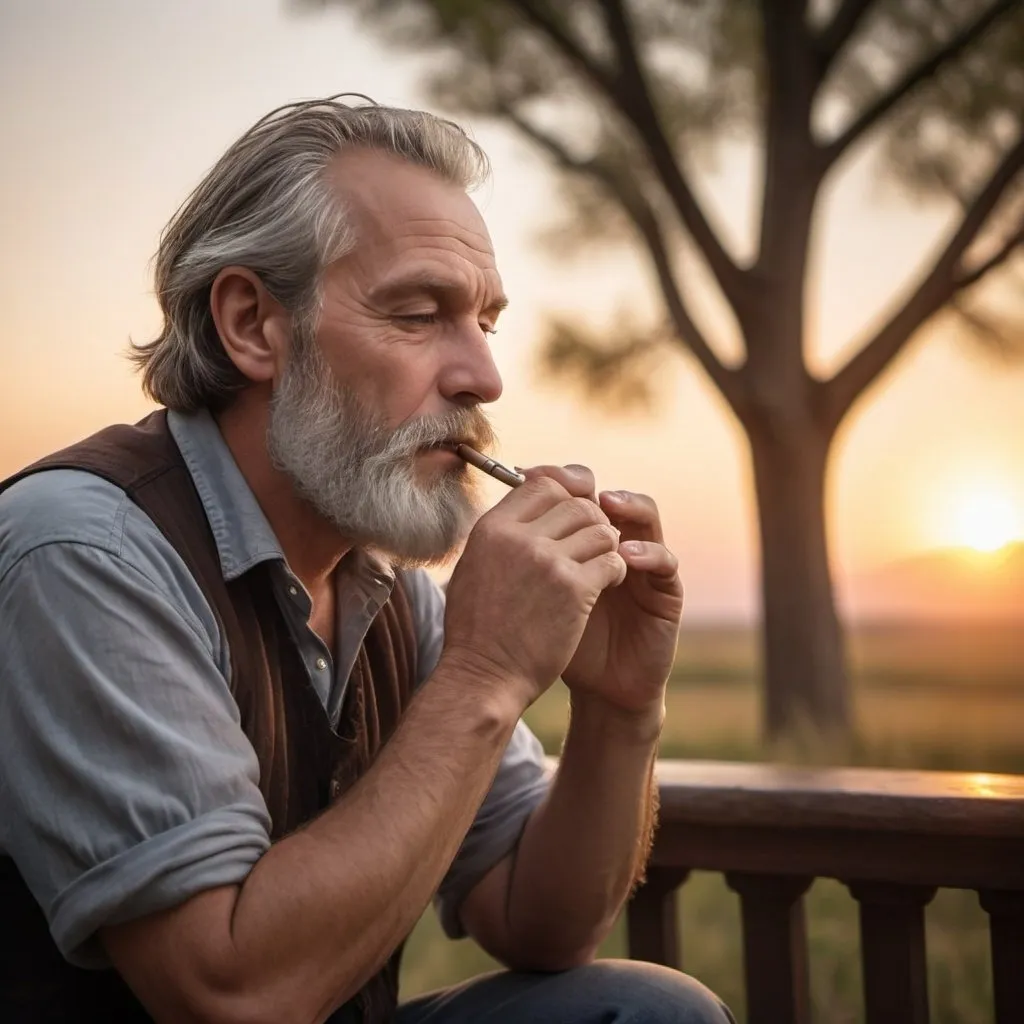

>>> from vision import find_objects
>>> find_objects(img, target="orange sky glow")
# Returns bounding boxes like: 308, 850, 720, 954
2, 0, 1022, 621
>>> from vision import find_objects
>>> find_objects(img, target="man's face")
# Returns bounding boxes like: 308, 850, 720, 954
267, 150, 507, 564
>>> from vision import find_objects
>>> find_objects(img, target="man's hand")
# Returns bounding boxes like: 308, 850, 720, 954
519, 466, 683, 721
443, 467, 627, 710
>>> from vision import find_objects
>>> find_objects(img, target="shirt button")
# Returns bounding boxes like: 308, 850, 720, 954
315, 657, 328, 671
287, 585, 298, 596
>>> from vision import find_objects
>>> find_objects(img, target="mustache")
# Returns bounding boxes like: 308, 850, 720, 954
369, 407, 496, 466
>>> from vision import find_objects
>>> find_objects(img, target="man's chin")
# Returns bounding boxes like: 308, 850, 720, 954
368, 506, 476, 569
374, 533, 467, 570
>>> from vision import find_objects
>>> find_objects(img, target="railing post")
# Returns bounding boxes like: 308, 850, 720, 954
726, 872, 812, 1024
979, 889, 1024, 1024
627, 866, 689, 968
849, 881, 936, 1024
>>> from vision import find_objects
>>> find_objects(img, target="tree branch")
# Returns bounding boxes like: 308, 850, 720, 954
506, 0, 744, 304
954, 222, 1024, 291
497, 100, 743, 408
950, 297, 1023, 358
823, 0, 1017, 166
503, 0, 616, 93
815, 0, 876, 75
823, 134, 1024, 426
595, 0, 744, 300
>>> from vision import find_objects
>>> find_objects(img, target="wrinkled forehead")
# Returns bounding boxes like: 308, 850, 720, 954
327, 148, 496, 269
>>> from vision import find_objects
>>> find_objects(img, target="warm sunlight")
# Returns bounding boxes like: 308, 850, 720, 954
951, 490, 1022, 553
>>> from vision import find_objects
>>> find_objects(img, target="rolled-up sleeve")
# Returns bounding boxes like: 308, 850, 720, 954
403, 570, 552, 938
0, 541, 271, 967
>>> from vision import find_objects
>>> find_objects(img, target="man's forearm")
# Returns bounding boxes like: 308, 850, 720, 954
500, 693, 663, 969
106, 656, 525, 1024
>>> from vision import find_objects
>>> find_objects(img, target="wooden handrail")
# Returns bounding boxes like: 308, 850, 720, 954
627, 760, 1024, 1024
654, 760, 1024, 837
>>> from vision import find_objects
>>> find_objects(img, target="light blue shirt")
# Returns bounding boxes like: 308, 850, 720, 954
0, 409, 549, 967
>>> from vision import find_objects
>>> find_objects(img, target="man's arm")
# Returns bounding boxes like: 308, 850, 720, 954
102, 660, 527, 1023
458, 696, 661, 970
400, 570, 551, 940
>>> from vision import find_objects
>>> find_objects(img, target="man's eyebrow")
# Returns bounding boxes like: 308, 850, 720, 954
369, 273, 509, 311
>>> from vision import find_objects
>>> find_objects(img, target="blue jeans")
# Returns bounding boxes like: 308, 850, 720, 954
397, 960, 736, 1023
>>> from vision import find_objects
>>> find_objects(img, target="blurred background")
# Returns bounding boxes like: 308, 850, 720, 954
2, 1, 1022, 1020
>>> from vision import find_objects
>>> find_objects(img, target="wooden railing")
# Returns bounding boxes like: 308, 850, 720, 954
627, 761, 1024, 1024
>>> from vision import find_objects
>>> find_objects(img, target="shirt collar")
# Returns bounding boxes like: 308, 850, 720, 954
167, 408, 284, 580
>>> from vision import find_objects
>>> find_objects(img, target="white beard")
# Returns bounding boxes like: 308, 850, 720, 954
266, 336, 494, 565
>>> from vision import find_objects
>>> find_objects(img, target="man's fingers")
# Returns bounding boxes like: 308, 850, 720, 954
556, 522, 620, 563
599, 490, 664, 543
495, 474, 572, 522
530, 496, 610, 540
517, 464, 597, 501
619, 540, 681, 585
577, 549, 628, 592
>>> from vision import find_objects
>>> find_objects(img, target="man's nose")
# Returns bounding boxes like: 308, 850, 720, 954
440, 326, 504, 405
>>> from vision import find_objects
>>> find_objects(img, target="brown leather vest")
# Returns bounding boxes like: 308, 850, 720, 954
0, 411, 418, 1023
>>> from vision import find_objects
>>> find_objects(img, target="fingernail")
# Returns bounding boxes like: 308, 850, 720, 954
621, 541, 643, 555
565, 464, 589, 478
605, 490, 630, 503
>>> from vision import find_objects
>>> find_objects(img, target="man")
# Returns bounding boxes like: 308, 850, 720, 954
0, 97, 732, 1023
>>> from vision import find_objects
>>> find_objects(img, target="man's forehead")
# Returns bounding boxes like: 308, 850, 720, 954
328, 148, 492, 249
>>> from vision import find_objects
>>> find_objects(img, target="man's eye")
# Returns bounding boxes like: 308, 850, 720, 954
396, 313, 438, 325
481, 324, 499, 336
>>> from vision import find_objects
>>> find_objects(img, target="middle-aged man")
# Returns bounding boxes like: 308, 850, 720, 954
0, 97, 733, 1024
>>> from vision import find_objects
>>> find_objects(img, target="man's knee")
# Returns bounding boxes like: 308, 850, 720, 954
564, 960, 734, 1024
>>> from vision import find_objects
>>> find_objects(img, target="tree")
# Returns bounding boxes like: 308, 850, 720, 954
296, 0, 1024, 738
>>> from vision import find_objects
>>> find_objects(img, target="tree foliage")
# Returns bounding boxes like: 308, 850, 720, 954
296, 0, 1024, 402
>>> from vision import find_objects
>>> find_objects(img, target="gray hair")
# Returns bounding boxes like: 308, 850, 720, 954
131, 95, 490, 412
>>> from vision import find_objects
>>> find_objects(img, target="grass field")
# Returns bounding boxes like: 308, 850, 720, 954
398, 621, 1024, 1022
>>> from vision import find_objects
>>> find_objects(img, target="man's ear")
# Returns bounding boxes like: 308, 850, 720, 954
210, 267, 292, 384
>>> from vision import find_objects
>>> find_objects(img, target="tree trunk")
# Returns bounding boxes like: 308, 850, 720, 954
748, 420, 850, 738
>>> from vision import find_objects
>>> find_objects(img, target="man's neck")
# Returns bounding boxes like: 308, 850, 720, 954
214, 395, 352, 593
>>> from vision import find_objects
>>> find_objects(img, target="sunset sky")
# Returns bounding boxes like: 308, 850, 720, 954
2, 0, 1023, 620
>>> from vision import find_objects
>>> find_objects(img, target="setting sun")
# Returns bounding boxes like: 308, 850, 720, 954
951, 490, 1022, 552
